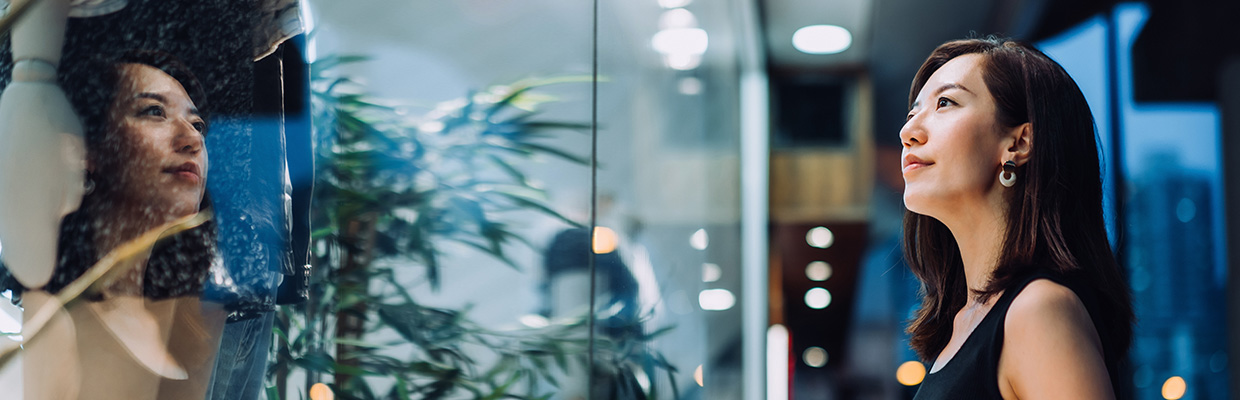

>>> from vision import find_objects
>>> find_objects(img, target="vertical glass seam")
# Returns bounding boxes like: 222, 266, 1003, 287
586, 0, 600, 397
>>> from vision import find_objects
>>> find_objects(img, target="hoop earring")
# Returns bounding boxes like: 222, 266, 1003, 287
84, 174, 96, 195
999, 161, 1017, 188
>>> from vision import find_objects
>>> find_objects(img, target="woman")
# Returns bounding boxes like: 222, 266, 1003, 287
900, 37, 1132, 399
50, 50, 216, 300
2, 50, 223, 399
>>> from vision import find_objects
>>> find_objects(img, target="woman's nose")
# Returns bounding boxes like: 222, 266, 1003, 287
174, 120, 204, 154
899, 115, 925, 148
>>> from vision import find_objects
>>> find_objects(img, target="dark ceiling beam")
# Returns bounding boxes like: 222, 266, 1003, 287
988, 0, 1049, 39
1130, 0, 1240, 103
866, 0, 1001, 147
1026, 0, 1118, 41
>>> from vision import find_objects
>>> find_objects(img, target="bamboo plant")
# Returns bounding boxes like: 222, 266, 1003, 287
267, 55, 679, 400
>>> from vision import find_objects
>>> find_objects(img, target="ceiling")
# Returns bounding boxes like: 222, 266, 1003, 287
760, 0, 1240, 147
760, 0, 873, 68
760, 0, 1056, 147
307, 0, 1237, 149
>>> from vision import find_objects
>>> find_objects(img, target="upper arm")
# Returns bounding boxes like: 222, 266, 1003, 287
998, 279, 1114, 400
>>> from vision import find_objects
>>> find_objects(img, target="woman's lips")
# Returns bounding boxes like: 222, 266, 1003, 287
902, 162, 931, 174
164, 162, 202, 184
902, 154, 933, 174
171, 170, 200, 183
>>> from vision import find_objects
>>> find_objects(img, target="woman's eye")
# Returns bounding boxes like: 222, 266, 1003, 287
192, 121, 207, 133
140, 105, 165, 117
937, 97, 954, 108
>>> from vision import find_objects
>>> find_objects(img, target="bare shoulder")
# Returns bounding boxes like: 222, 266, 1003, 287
1007, 279, 1092, 327
998, 278, 1113, 399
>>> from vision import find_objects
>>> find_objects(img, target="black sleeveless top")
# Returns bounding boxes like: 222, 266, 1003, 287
913, 273, 1111, 399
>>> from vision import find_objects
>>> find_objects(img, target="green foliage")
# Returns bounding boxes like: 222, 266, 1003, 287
308, 57, 588, 290
268, 55, 678, 400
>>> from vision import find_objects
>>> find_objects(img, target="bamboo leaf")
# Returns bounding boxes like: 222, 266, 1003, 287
490, 191, 583, 227
311, 55, 370, 76
516, 142, 590, 165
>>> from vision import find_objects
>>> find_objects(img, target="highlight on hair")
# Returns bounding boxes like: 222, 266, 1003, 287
901, 37, 1132, 371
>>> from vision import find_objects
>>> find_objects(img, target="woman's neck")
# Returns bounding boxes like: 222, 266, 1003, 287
82, 196, 185, 258
83, 199, 174, 295
939, 193, 1008, 298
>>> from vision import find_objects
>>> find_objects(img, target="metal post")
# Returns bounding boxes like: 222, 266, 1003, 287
734, 0, 770, 398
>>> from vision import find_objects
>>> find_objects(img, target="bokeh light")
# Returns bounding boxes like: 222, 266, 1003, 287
805, 261, 832, 281
593, 226, 618, 254
802, 346, 828, 367
767, 325, 789, 400
896, 361, 927, 386
791, 25, 852, 54
690, 228, 709, 250
804, 287, 832, 309
657, 0, 691, 8
658, 8, 697, 30
518, 314, 549, 328
1162, 376, 1186, 399
699, 289, 735, 311
310, 383, 335, 400
702, 262, 722, 282
806, 226, 834, 248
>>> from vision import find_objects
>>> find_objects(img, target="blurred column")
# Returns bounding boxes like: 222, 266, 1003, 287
732, 0, 769, 399
1221, 55, 1240, 399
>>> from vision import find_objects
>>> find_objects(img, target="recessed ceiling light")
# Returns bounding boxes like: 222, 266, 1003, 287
659, 8, 697, 30
792, 24, 852, 55
699, 289, 736, 310
805, 226, 835, 248
653, 28, 709, 56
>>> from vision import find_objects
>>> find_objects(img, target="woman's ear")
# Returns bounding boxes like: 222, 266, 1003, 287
1006, 122, 1033, 165
85, 150, 97, 174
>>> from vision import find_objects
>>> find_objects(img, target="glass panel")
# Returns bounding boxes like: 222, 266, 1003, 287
285, 1, 599, 399
1112, 4, 1229, 399
8, 2, 1227, 400
1037, 4, 1230, 399
592, 2, 746, 398
0, 2, 299, 399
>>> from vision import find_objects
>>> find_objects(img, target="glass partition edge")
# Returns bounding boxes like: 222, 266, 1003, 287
735, 0, 770, 398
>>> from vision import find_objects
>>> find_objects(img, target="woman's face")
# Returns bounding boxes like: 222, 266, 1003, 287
93, 63, 208, 220
899, 54, 1008, 218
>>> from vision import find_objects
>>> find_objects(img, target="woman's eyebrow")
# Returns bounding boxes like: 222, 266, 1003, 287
912, 82, 974, 110
931, 82, 972, 97
134, 92, 167, 103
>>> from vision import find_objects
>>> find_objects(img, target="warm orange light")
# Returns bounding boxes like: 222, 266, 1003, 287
896, 361, 927, 386
694, 364, 704, 387
310, 383, 335, 400
1162, 376, 1186, 400
593, 226, 618, 254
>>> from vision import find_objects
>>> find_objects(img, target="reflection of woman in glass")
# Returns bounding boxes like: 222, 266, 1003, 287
3, 50, 223, 399
900, 37, 1132, 399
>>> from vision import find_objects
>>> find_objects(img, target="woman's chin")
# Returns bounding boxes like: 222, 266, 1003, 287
156, 200, 203, 223
901, 192, 942, 218
902, 191, 927, 213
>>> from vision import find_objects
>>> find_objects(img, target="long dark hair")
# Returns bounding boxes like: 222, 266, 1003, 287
902, 37, 1132, 367
40, 49, 217, 299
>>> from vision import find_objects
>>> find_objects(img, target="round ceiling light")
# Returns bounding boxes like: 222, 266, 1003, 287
792, 24, 852, 55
